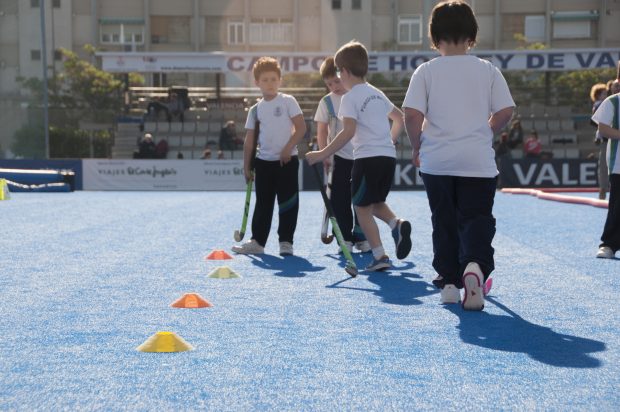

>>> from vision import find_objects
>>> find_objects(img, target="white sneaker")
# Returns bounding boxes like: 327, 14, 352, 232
462, 262, 484, 311
339, 241, 354, 255
354, 240, 371, 253
232, 239, 264, 255
596, 246, 615, 259
440, 284, 460, 304
279, 241, 294, 256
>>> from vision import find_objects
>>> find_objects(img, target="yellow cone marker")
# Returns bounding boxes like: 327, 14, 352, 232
136, 331, 194, 352
0, 179, 10, 201
207, 266, 241, 279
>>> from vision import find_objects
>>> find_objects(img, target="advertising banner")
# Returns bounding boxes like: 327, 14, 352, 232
499, 159, 599, 188
98, 49, 620, 73
82, 159, 246, 191
301, 160, 424, 191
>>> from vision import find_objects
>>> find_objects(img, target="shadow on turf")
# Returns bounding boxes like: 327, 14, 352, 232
247, 254, 325, 277
327, 262, 438, 305
446, 297, 606, 368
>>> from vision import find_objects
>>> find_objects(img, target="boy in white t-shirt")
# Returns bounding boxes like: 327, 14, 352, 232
592, 62, 620, 259
232, 57, 307, 256
314, 57, 370, 254
306, 41, 411, 271
403, 1, 514, 310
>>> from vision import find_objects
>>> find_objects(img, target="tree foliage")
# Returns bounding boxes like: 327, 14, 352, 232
13, 45, 143, 158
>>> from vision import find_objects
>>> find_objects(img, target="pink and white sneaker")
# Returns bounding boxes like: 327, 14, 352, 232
462, 262, 484, 311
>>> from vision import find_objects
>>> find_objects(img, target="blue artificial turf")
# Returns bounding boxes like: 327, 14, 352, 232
0, 190, 618, 410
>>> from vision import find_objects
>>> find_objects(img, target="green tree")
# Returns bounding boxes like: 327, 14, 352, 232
13, 45, 144, 158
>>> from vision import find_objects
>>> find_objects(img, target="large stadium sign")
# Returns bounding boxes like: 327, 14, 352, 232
99, 49, 620, 73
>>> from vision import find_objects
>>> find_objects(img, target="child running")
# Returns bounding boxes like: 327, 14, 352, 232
232, 57, 307, 256
306, 41, 412, 271
314, 56, 370, 254
403, 1, 514, 310
592, 61, 620, 259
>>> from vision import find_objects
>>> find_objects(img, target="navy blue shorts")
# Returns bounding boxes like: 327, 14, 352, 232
351, 156, 395, 206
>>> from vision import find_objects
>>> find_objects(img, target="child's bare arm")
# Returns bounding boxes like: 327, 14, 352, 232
280, 114, 307, 165
388, 107, 405, 144
315, 121, 332, 169
306, 118, 355, 165
599, 123, 620, 140
404, 108, 424, 164
489, 107, 514, 134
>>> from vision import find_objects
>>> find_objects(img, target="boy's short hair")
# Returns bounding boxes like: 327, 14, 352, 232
429, 1, 478, 49
252, 56, 281, 81
334, 41, 368, 78
319, 57, 337, 79
590, 83, 607, 102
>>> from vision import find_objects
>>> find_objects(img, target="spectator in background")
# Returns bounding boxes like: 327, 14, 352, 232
201, 148, 212, 159
155, 138, 169, 159
507, 119, 523, 149
177, 152, 184, 159
133, 133, 157, 159
217, 150, 225, 159
524, 130, 542, 158
592, 82, 609, 199
219, 120, 238, 151
144, 92, 186, 123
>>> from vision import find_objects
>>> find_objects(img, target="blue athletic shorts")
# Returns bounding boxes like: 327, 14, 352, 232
351, 156, 395, 206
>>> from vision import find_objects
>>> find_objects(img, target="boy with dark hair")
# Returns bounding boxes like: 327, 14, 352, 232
306, 41, 411, 271
592, 62, 620, 259
232, 57, 307, 256
403, 1, 514, 310
314, 56, 370, 254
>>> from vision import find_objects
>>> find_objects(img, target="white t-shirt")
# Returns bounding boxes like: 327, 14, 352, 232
245, 93, 303, 161
592, 94, 620, 175
314, 93, 354, 160
338, 83, 396, 159
402, 55, 515, 177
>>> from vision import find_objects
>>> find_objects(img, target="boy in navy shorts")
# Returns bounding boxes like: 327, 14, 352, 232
314, 57, 370, 254
232, 57, 307, 256
306, 41, 411, 271
403, 1, 514, 310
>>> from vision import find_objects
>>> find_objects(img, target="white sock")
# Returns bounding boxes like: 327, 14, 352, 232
388, 218, 399, 230
372, 246, 385, 260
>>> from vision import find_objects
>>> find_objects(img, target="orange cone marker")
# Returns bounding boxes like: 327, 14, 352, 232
205, 249, 233, 260
171, 293, 213, 308
136, 331, 194, 352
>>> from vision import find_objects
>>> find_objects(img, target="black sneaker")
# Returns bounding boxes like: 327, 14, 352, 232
365, 255, 391, 271
391, 219, 412, 260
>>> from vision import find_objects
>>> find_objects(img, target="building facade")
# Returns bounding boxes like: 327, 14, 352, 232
1, 0, 620, 93
1, 0, 619, 153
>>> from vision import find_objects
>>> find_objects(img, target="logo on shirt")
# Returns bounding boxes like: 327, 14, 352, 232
360, 95, 381, 112
273, 106, 283, 117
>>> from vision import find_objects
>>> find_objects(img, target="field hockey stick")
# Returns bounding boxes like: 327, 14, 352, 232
312, 164, 357, 277
234, 115, 259, 242
320, 162, 334, 244
234, 178, 253, 242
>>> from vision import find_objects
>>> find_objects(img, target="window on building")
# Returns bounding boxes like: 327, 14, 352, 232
228, 20, 244, 45
551, 10, 598, 39
31, 50, 41, 60
249, 18, 293, 45
151, 16, 190, 44
53, 49, 62, 61
100, 23, 145, 45
398, 15, 422, 45
524, 15, 545, 41
30, 0, 39, 7
332, 0, 341, 10
352, 0, 361, 10
52, 0, 61, 8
